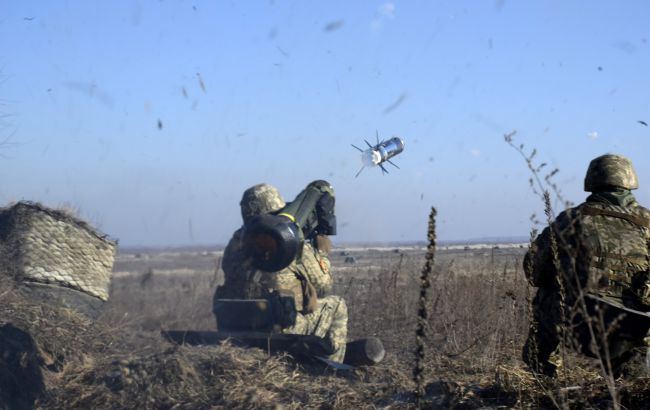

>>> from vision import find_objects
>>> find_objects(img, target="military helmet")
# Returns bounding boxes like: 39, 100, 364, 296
584, 154, 639, 192
240, 183, 286, 224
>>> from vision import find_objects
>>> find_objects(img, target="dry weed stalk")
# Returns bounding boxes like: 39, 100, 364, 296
413, 207, 436, 407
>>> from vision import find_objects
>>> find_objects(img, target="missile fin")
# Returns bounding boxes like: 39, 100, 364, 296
364, 139, 373, 148
387, 159, 400, 169
351, 144, 364, 152
379, 164, 388, 174
355, 166, 365, 178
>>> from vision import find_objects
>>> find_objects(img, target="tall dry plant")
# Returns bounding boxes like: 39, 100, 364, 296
413, 206, 436, 408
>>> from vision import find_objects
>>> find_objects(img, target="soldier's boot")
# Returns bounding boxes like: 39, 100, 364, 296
522, 331, 560, 377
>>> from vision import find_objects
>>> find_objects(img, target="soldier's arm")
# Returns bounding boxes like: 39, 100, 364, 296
300, 241, 333, 296
217, 229, 249, 299
221, 230, 245, 275
524, 226, 557, 288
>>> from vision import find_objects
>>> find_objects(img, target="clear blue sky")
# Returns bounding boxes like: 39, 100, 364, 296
1, 1, 649, 246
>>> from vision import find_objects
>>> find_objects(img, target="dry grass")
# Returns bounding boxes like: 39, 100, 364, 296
1, 242, 650, 409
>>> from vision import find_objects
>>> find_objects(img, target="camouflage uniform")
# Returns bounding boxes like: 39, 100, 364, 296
214, 184, 348, 362
523, 155, 650, 376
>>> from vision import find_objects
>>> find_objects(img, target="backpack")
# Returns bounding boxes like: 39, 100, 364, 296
567, 203, 650, 310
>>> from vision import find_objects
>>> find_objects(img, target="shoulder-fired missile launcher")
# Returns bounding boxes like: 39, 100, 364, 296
242, 180, 336, 272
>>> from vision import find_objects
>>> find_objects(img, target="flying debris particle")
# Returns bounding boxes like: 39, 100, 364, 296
62, 81, 115, 108
23, 16, 35, 21
197, 73, 206, 93
324, 20, 344, 32
587, 131, 598, 139
428, 156, 434, 162
181, 86, 188, 98
638, 120, 648, 127
488, 38, 493, 49
382, 92, 407, 115
157, 119, 163, 130
597, 66, 603, 71
47, 88, 52, 92
420, 193, 424, 200
268, 27, 278, 39
614, 40, 637, 54
276, 46, 289, 57
192, 5, 197, 11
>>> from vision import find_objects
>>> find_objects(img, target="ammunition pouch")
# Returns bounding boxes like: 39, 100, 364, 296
214, 291, 297, 332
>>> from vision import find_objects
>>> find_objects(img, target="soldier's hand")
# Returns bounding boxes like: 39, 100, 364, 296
315, 235, 332, 255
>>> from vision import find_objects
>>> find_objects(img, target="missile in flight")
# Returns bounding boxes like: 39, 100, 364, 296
351, 131, 405, 177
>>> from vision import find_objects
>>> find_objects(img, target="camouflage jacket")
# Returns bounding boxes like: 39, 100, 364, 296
525, 191, 650, 310
215, 227, 333, 312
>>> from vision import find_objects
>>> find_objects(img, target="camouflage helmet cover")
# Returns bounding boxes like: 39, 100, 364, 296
240, 183, 286, 223
584, 154, 639, 192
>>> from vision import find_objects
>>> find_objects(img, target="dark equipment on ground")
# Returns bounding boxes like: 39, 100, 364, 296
242, 180, 336, 272
213, 295, 297, 331
162, 330, 384, 368
198, 298, 384, 368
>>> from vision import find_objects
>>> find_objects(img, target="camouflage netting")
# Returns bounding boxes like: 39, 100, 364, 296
0, 201, 117, 301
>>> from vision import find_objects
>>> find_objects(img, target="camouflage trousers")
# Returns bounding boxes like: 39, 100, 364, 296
523, 287, 650, 376
283, 295, 348, 363
522, 288, 563, 376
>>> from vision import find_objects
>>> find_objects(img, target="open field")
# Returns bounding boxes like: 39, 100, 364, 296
102, 243, 649, 408
3, 243, 650, 409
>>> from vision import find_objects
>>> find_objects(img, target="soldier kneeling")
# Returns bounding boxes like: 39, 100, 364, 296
214, 183, 348, 363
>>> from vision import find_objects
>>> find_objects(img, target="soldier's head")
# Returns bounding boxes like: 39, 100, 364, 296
584, 154, 639, 192
240, 183, 286, 224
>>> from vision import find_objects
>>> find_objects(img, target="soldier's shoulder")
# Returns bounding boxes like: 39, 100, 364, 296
552, 204, 583, 226
629, 201, 650, 218
228, 227, 245, 243
224, 227, 246, 255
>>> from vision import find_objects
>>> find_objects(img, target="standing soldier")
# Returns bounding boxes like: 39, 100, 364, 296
214, 183, 348, 363
523, 154, 650, 377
